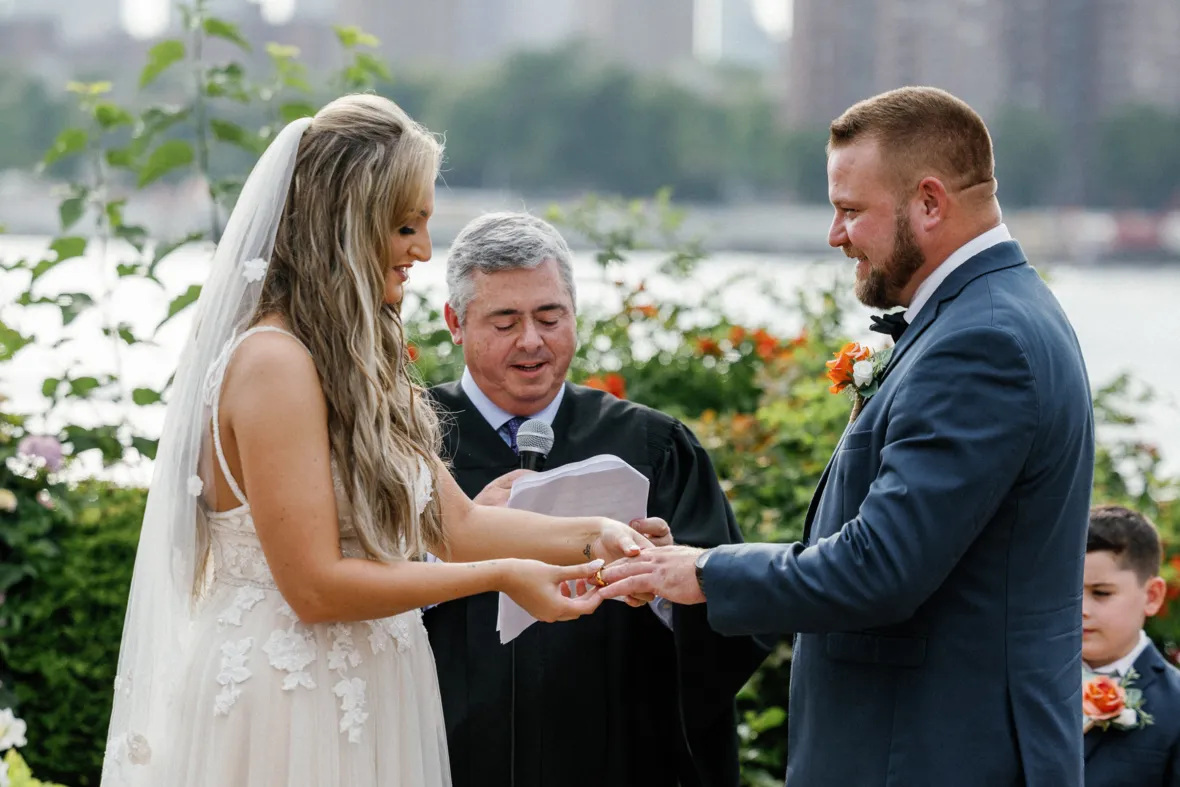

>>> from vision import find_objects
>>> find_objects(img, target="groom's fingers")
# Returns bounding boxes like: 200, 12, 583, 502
600, 557, 652, 585
598, 574, 656, 601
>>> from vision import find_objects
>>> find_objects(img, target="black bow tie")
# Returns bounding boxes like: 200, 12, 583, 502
870, 312, 909, 342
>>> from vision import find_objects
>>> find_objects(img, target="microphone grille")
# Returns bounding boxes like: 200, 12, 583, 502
516, 419, 555, 455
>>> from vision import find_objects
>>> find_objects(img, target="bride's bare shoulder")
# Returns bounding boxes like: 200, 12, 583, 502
222, 330, 323, 415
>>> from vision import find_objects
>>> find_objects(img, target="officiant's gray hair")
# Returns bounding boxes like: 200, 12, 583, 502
446, 211, 577, 325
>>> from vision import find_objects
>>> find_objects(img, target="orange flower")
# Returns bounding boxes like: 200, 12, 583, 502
1083, 675, 1126, 720
585, 373, 626, 399
825, 342, 872, 394
633, 304, 659, 319
791, 329, 809, 348
696, 337, 722, 357
729, 326, 747, 345
407, 344, 419, 362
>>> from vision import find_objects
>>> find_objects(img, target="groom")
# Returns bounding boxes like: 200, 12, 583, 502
603, 87, 1095, 785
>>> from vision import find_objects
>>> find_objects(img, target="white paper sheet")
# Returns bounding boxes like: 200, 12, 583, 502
496, 454, 649, 644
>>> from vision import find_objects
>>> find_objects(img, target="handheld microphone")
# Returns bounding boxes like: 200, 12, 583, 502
516, 419, 554, 472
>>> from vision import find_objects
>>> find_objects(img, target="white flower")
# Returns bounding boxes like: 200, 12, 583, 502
187, 475, 204, 497
1115, 707, 1138, 727
334, 678, 368, 743
125, 732, 152, 765
217, 638, 253, 685
242, 257, 268, 283
218, 587, 267, 628
852, 360, 875, 388
0, 758, 9, 787
0, 708, 27, 751
263, 628, 317, 674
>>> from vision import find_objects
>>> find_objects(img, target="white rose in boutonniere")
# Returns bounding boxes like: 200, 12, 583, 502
825, 342, 894, 422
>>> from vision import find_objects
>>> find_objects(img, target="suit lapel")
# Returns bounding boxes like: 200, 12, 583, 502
1084, 645, 1167, 761
880, 240, 1028, 382
802, 241, 1029, 544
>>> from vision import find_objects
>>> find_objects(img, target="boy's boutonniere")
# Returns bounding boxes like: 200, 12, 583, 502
1082, 670, 1154, 733
825, 342, 893, 422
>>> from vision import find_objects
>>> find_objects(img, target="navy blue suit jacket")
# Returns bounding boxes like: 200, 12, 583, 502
702, 241, 1095, 786
1086, 643, 1180, 787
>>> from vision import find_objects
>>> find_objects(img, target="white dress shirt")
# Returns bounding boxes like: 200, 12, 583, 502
905, 224, 1013, 323
460, 367, 564, 441
458, 369, 673, 629
1088, 630, 1153, 678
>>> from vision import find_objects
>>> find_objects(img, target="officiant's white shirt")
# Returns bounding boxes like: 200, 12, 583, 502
461, 368, 673, 629
905, 223, 1012, 323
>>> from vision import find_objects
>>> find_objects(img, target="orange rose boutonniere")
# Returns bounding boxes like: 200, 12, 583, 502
1082, 670, 1153, 733
825, 342, 892, 421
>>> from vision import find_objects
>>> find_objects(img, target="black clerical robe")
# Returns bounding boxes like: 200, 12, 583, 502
423, 381, 768, 787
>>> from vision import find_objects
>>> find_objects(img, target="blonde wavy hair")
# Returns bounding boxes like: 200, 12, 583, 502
252, 93, 445, 561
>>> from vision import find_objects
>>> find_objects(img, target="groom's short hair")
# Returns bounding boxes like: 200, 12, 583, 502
1087, 504, 1162, 583
828, 86, 996, 199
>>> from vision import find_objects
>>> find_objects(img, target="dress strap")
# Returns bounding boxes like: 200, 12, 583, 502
209, 326, 311, 507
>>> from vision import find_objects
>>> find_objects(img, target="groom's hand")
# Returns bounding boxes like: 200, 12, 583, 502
600, 545, 706, 605
472, 469, 535, 507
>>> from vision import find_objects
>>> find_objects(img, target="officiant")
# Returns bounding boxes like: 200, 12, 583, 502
422, 212, 767, 787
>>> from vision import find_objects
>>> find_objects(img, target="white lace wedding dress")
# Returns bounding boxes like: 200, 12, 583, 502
158, 326, 451, 786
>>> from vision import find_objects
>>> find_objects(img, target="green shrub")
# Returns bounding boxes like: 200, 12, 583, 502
0, 482, 144, 786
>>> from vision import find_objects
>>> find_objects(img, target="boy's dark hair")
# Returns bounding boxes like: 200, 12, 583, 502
1087, 504, 1163, 582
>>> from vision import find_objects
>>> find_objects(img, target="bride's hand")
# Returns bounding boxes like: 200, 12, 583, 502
587, 518, 654, 564
501, 558, 606, 622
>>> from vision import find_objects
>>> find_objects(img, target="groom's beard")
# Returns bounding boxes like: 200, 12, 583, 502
852, 211, 926, 309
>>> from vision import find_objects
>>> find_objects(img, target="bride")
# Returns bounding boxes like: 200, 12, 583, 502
100, 94, 651, 787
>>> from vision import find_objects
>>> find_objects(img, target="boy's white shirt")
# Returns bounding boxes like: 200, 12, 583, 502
1087, 629, 1152, 677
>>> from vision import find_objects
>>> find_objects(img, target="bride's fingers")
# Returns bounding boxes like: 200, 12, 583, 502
556, 585, 602, 620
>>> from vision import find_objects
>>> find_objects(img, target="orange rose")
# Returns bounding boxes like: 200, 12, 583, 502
633, 304, 659, 319
1082, 675, 1126, 720
406, 343, 419, 362
729, 326, 747, 345
696, 337, 722, 357
825, 342, 872, 394
604, 373, 626, 399
586, 373, 627, 399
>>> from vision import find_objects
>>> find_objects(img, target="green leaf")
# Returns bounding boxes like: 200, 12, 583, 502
58, 292, 95, 326
356, 53, 393, 82
66, 80, 113, 96
106, 146, 136, 169
50, 236, 87, 263
132, 436, 159, 460
267, 42, 301, 59
116, 224, 149, 252
0, 322, 33, 362
140, 39, 186, 88
131, 387, 163, 406
41, 377, 61, 398
149, 231, 205, 276
204, 63, 250, 102
43, 128, 88, 166
116, 263, 143, 277
279, 101, 317, 124
203, 17, 251, 51
334, 25, 379, 49
159, 284, 202, 329
138, 139, 194, 187
93, 102, 135, 129
139, 104, 192, 137
117, 326, 137, 345
59, 196, 87, 230
63, 424, 124, 465
69, 376, 102, 398
210, 119, 262, 153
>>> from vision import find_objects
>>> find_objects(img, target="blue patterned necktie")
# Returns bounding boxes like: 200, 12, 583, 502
499, 416, 528, 454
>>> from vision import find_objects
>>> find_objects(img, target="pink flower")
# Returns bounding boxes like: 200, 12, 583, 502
17, 435, 63, 472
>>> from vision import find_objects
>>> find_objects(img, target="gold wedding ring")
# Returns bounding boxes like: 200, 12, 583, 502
593, 568, 607, 587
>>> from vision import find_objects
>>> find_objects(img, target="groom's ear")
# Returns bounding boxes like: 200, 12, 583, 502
444, 303, 463, 345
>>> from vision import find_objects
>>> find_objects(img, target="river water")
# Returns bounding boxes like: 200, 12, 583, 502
1, 236, 1177, 484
